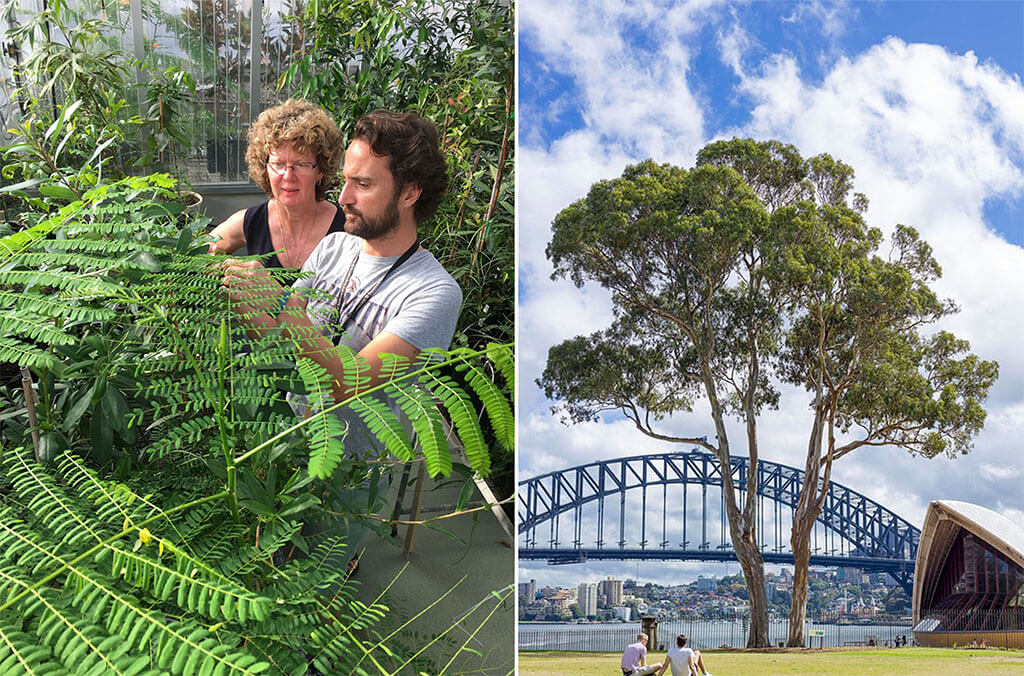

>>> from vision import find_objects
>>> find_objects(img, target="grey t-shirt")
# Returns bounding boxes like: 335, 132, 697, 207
289, 231, 462, 455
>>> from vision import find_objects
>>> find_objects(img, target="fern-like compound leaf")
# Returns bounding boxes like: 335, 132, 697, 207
387, 382, 449, 477
421, 372, 490, 476
0, 291, 116, 323
485, 342, 515, 396
0, 622, 73, 676
349, 397, 413, 462
455, 355, 515, 452
296, 358, 347, 479
104, 542, 273, 624
0, 336, 56, 370
0, 311, 77, 346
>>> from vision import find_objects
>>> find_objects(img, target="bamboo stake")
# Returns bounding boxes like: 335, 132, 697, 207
19, 366, 41, 462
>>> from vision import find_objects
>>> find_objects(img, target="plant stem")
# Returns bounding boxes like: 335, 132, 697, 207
328, 494, 514, 525
216, 317, 240, 521
19, 366, 41, 461
355, 574, 468, 674
438, 585, 513, 675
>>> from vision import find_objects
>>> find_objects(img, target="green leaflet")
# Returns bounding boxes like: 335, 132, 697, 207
295, 358, 347, 479
349, 397, 413, 462
387, 381, 449, 477
456, 355, 514, 452
421, 372, 490, 476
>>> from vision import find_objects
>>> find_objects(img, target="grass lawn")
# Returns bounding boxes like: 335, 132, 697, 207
518, 647, 1024, 675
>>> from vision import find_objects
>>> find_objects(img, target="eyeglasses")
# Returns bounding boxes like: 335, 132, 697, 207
267, 160, 319, 175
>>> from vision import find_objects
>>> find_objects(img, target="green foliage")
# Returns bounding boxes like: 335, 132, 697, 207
542, 158, 776, 429
543, 140, 997, 458
0, 0, 200, 204
0, 173, 514, 671
0, 446, 419, 675
280, 0, 514, 350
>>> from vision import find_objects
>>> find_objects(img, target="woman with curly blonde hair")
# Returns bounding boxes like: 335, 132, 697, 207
209, 99, 345, 268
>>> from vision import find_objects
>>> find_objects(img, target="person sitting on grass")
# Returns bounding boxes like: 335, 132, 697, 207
656, 634, 712, 676
621, 632, 662, 676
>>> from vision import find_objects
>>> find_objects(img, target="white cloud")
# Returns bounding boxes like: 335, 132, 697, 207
725, 36, 1024, 406
717, 9, 754, 77
519, 1, 716, 162
781, 0, 855, 41
979, 463, 1022, 481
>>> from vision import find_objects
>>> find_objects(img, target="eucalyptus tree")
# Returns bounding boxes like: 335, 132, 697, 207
753, 154, 998, 646
539, 138, 996, 648
542, 148, 786, 647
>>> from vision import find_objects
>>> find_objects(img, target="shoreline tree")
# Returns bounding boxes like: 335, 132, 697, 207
538, 138, 997, 648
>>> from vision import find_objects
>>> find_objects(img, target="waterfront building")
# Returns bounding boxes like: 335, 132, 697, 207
519, 578, 537, 602
695, 575, 717, 592
599, 576, 624, 606
577, 582, 598, 617
548, 590, 575, 614
838, 566, 868, 585
913, 500, 1024, 648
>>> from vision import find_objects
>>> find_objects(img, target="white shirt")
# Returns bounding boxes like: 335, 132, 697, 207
666, 645, 696, 676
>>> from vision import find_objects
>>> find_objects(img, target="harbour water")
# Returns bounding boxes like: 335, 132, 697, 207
519, 619, 912, 651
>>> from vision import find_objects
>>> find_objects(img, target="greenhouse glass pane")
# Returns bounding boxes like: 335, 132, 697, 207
144, 0, 257, 183
260, 0, 307, 107
0, 0, 309, 185
144, 0, 308, 184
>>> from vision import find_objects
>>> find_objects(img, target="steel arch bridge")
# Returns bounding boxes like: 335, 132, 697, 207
519, 450, 920, 594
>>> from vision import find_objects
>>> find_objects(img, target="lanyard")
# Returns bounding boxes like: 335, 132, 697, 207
332, 239, 419, 346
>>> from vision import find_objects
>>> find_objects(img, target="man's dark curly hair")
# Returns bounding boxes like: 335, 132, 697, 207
351, 110, 448, 223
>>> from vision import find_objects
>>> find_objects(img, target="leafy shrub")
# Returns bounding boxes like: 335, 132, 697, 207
0, 173, 513, 673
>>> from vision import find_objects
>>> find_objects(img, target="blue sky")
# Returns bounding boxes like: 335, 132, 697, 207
517, 0, 1024, 588
520, 1, 1023, 250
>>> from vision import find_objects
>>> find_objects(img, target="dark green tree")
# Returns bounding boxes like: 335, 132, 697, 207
538, 138, 997, 648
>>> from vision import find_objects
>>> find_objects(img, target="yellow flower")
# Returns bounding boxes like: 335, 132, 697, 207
138, 528, 152, 545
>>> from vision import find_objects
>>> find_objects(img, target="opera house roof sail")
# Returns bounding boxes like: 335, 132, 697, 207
913, 500, 1024, 648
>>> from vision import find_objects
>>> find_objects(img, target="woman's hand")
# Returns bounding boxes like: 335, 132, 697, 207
221, 258, 283, 316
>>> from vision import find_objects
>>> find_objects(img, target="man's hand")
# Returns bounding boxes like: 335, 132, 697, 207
219, 259, 422, 404
221, 258, 283, 316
